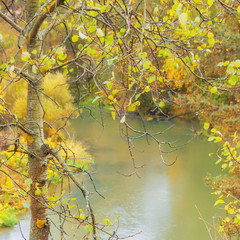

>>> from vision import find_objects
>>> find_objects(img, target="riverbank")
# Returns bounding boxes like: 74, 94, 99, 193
0, 111, 222, 240
0, 137, 92, 228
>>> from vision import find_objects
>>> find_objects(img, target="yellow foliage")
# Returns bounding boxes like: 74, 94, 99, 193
0, 72, 76, 137
45, 137, 92, 163
36, 219, 45, 228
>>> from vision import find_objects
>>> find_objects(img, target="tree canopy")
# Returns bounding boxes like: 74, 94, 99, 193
0, 0, 239, 239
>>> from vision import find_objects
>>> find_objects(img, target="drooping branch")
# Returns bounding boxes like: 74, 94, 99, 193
41, 144, 97, 240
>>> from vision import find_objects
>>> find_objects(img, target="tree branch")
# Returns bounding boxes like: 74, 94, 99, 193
0, 11, 23, 33
29, 0, 65, 40
0, 123, 35, 136
43, 144, 97, 240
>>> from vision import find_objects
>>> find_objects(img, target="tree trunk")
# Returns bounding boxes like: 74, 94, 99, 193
26, 0, 49, 239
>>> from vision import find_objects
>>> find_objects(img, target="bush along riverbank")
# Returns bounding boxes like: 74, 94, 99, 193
0, 73, 93, 227
0, 135, 92, 228
204, 123, 240, 239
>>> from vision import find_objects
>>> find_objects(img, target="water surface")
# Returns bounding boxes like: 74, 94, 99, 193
0, 110, 221, 239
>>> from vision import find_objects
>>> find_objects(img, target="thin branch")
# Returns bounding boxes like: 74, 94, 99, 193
29, 0, 65, 40
0, 11, 23, 33
43, 144, 97, 240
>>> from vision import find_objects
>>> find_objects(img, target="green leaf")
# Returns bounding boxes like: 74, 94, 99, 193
144, 86, 150, 92
222, 61, 229, 66
203, 122, 210, 130
208, 38, 215, 45
148, 75, 156, 83
207, 0, 214, 6
112, 89, 119, 95
214, 199, 224, 206
96, 28, 104, 37
100, 5, 108, 13
226, 65, 235, 74
72, 35, 79, 42
208, 136, 215, 141
228, 208, 234, 214
179, 13, 188, 26
120, 28, 126, 35
61, 198, 68, 205
105, 35, 114, 45
143, 60, 151, 70
21, 51, 31, 61
210, 87, 217, 94
111, 111, 116, 120
216, 159, 222, 164
153, 7, 159, 15
234, 218, 239, 224
158, 102, 165, 108
31, 49, 37, 55
92, 96, 100, 103
0, 63, 7, 70
214, 137, 222, 143
84, 224, 93, 232
135, 93, 141, 100
106, 82, 113, 90
234, 59, 240, 67
211, 128, 217, 133
89, 26, 97, 33
24, 178, 33, 187
35, 188, 41, 195
32, 65, 37, 74
127, 105, 136, 112
228, 75, 238, 86
103, 219, 111, 225
237, 5, 240, 14
89, 11, 98, 17
221, 163, 228, 171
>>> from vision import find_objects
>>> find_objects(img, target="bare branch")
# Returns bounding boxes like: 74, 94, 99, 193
0, 11, 23, 33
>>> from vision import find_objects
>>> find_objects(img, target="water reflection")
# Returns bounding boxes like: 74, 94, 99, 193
142, 173, 172, 240
0, 110, 221, 240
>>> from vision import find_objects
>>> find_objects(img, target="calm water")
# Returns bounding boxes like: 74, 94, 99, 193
0, 110, 221, 240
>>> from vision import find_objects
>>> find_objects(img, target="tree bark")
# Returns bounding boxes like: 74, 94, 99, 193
26, 0, 49, 239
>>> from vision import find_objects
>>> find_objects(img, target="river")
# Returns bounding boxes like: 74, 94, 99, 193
0, 109, 221, 240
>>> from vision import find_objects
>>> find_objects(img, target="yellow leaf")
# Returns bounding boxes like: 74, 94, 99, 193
112, 89, 119, 96
36, 219, 45, 228
210, 87, 217, 94
72, 35, 79, 42
203, 122, 210, 130
27, 135, 34, 143
103, 218, 111, 225
214, 199, 224, 206
111, 111, 116, 120
50, 0, 56, 7
179, 13, 188, 26
158, 102, 165, 108
17, 148, 25, 153
108, 95, 114, 101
